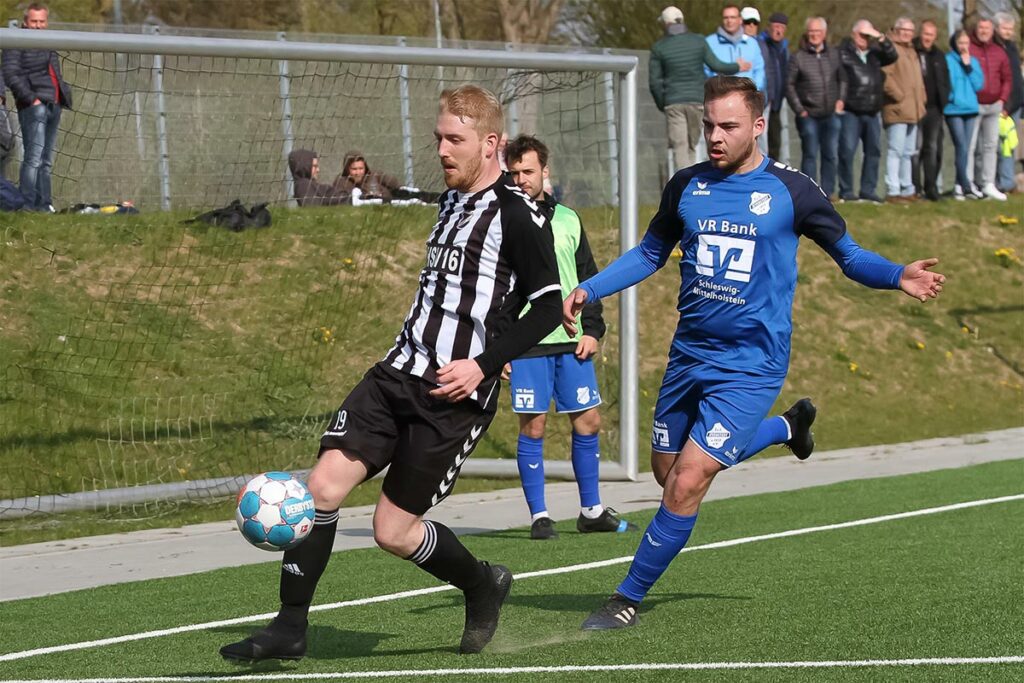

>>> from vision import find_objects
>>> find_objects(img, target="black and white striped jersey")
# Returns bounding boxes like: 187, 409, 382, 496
383, 175, 560, 404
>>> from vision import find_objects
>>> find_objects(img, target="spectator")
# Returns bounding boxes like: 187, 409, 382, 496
881, 17, 926, 203
785, 16, 846, 198
945, 29, 986, 200
741, 7, 774, 155
333, 150, 401, 202
912, 20, 950, 201
994, 12, 1021, 194
837, 20, 897, 203
968, 17, 1011, 201
0, 69, 13, 181
760, 12, 790, 160
287, 149, 350, 207
705, 4, 766, 106
0, 3, 73, 212
649, 6, 747, 171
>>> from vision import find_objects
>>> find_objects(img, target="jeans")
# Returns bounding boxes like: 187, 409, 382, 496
997, 109, 1021, 192
768, 108, 782, 160
17, 102, 62, 210
757, 103, 769, 156
795, 113, 840, 196
838, 111, 882, 200
665, 102, 704, 171
884, 122, 917, 197
912, 106, 944, 197
945, 114, 977, 192
969, 101, 1002, 189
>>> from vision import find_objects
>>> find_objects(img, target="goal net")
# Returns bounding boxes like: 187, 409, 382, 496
0, 28, 639, 520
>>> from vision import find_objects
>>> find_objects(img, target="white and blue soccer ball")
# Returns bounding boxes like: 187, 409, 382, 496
235, 472, 315, 551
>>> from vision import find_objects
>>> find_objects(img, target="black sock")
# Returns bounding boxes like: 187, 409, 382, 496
276, 508, 339, 628
406, 520, 489, 593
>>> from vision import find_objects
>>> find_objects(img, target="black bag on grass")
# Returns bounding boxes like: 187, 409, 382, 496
185, 200, 271, 231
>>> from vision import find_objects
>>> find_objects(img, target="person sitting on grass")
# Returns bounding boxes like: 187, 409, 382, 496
288, 149, 350, 207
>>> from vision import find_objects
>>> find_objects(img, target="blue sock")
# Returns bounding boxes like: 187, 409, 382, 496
738, 416, 790, 463
516, 434, 546, 516
571, 432, 601, 509
616, 504, 697, 603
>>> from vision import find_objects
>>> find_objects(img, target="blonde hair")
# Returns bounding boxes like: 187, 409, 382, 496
438, 85, 504, 139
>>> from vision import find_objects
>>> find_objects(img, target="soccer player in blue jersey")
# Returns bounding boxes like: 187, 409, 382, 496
564, 76, 945, 630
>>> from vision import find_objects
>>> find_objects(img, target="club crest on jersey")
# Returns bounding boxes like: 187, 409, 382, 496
749, 192, 771, 216
692, 179, 711, 196
706, 422, 731, 448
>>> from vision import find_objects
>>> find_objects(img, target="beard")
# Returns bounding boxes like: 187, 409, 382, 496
444, 153, 483, 192
711, 136, 758, 173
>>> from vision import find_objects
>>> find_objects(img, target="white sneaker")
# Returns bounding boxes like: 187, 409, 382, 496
953, 185, 966, 201
982, 184, 1007, 201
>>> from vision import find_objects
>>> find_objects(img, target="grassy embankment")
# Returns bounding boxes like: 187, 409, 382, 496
1, 197, 1020, 543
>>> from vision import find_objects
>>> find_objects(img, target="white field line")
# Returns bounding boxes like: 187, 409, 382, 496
1, 493, 1021, 665
4, 656, 1024, 682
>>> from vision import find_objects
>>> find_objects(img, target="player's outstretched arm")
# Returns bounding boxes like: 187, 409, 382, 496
899, 258, 945, 302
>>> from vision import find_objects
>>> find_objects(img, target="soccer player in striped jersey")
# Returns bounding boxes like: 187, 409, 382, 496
564, 76, 945, 630
221, 85, 562, 662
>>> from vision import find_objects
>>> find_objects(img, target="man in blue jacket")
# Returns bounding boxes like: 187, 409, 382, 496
706, 4, 766, 149
0, 3, 73, 212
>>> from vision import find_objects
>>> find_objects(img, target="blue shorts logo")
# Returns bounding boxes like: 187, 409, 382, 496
576, 386, 591, 405
514, 388, 535, 410
706, 422, 731, 448
652, 421, 671, 449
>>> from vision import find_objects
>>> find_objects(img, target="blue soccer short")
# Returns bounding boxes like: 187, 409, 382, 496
509, 352, 602, 414
650, 350, 783, 467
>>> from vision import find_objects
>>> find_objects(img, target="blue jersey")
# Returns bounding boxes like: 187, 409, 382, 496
579, 155, 903, 378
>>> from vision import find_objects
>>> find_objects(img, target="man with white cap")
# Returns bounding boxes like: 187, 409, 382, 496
741, 7, 775, 155
650, 5, 750, 171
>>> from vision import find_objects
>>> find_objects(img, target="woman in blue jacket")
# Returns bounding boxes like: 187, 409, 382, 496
945, 29, 985, 199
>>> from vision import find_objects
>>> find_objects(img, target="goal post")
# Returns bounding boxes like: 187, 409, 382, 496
0, 28, 639, 517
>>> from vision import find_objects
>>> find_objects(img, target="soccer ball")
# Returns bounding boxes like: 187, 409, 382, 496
235, 472, 315, 551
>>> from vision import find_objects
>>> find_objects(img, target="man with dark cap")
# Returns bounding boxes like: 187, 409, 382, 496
760, 12, 790, 160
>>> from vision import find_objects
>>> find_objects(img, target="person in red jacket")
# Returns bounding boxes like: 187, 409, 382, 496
968, 17, 1012, 201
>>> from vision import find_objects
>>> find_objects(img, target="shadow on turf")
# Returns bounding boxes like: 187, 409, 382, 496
208, 623, 450, 663
406, 590, 751, 617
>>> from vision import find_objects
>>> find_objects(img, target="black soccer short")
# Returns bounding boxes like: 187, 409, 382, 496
319, 362, 497, 516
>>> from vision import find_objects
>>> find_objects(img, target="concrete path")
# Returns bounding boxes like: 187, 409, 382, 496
1, 428, 1020, 602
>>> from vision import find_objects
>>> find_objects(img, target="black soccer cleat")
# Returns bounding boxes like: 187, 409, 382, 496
782, 398, 817, 460
459, 562, 513, 654
530, 517, 558, 540
577, 507, 638, 534
581, 593, 639, 630
219, 617, 307, 664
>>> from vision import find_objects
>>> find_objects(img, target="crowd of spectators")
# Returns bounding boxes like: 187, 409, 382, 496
651, 4, 1023, 202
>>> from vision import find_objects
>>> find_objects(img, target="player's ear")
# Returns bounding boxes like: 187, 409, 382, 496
483, 131, 500, 158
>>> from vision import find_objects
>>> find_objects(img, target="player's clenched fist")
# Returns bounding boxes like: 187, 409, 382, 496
563, 287, 588, 336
